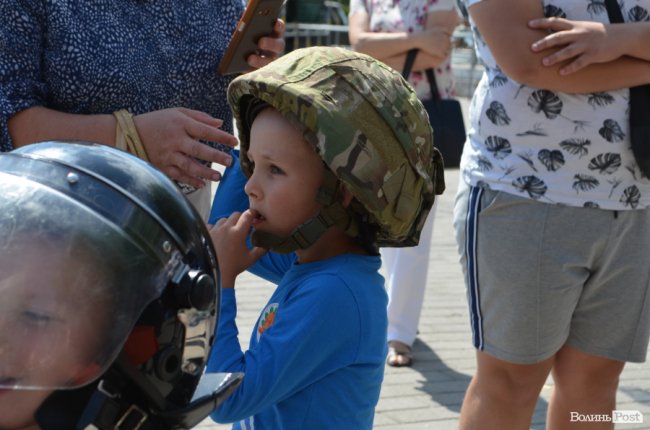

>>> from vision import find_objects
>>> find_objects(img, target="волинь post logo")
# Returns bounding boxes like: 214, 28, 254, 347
570, 410, 644, 424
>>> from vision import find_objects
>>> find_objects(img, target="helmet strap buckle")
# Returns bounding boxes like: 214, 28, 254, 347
251, 201, 358, 253
115, 404, 148, 430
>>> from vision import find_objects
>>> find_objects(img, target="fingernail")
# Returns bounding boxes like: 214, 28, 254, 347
212, 171, 222, 181
542, 57, 551, 66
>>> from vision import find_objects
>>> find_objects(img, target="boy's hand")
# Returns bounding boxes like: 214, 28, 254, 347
529, 18, 627, 75
209, 210, 267, 288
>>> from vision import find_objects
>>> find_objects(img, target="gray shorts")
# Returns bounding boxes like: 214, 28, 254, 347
453, 184, 650, 364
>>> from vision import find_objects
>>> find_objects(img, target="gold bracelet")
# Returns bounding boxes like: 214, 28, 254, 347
113, 109, 149, 162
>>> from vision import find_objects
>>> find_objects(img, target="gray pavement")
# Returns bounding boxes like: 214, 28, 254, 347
197, 97, 650, 429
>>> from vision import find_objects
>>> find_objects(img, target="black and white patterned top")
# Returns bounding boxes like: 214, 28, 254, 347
461, 0, 650, 210
0, 0, 243, 152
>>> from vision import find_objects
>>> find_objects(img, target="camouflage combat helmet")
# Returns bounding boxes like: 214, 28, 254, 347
228, 46, 445, 253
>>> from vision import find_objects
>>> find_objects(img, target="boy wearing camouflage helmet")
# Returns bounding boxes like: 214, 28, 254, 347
207, 46, 444, 429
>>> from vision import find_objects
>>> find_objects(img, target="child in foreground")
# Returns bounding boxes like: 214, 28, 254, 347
207, 46, 445, 430
0, 142, 226, 429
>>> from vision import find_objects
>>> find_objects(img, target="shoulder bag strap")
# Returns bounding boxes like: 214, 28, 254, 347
402, 49, 442, 101
402, 49, 418, 79
604, 0, 624, 23
425, 68, 442, 101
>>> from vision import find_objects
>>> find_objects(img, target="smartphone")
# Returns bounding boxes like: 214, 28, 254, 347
218, 0, 285, 76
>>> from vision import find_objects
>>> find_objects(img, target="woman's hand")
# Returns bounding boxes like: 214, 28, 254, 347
529, 17, 628, 75
417, 27, 453, 60
208, 210, 267, 289
133, 108, 237, 189
418, 9, 460, 62
246, 19, 286, 69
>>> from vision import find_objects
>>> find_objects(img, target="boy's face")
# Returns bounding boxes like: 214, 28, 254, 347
0, 246, 107, 429
245, 108, 325, 239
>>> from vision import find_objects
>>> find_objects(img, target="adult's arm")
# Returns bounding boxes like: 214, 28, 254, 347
349, 9, 458, 72
528, 18, 650, 75
468, 0, 650, 92
8, 107, 236, 188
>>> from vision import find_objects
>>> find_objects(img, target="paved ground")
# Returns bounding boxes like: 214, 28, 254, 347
196, 97, 650, 429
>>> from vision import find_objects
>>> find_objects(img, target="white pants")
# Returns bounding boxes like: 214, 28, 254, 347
382, 200, 437, 347
186, 185, 212, 222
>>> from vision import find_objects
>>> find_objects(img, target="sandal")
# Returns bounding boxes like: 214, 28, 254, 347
386, 341, 413, 367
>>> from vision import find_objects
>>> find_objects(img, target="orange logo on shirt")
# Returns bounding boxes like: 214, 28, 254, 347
257, 303, 278, 340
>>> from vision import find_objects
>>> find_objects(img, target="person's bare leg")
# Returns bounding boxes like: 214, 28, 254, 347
547, 345, 624, 430
459, 350, 554, 430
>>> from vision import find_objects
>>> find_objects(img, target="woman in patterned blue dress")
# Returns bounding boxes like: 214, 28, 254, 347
454, 0, 650, 428
0, 1, 285, 218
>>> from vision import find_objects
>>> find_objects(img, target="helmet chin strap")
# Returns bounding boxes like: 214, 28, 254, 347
251, 171, 359, 254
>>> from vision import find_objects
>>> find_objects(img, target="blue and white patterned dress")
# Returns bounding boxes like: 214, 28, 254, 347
0, 0, 244, 155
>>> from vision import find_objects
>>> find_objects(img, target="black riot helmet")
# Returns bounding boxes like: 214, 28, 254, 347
0, 142, 241, 429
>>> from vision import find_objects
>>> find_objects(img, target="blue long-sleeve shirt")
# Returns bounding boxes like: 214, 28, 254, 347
207, 155, 388, 429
